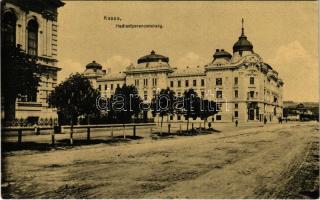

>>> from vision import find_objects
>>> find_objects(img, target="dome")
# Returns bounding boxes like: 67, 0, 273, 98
233, 19, 253, 53
213, 49, 232, 60
86, 60, 102, 70
137, 50, 169, 64
233, 35, 253, 53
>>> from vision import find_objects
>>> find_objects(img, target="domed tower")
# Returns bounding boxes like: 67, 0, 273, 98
125, 50, 173, 99
211, 49, 232, 66
137, 50, 169, 64
232, 18, 254, 62
83, 60, 106, 87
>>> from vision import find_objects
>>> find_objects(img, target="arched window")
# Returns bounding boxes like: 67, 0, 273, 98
1, 12, 17, 47
27, 19, 38, 56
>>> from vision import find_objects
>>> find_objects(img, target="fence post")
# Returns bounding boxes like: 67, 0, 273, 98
70, 126, 74, 145
111, 126, 113, 137
123, 125, 126, 139
133, 125, 136, 137
87, 127, 90, 141
18, 129, 22, 144
34, 125, 40, 135
51, 131, 55, 146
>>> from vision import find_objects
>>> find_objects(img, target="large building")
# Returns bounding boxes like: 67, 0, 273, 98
1, 0, 65, 125
84, 20, 284, 123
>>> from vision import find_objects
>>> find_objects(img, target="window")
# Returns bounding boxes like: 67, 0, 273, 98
235, 103, 238, 109
216, 91, 222, 98
250, 77, 255, 85
249, 91, 254, 98
177, 115, 181, 120
234, 77, 238, 85
111, 84, 114, 90
143, 79, 148, 87
144, 91, 148, 101
201, 91, 205, 97
216, 115, 222, 120
217, 103, 222, 111
105, 84, 107, 90
117, 84, 120, 88
170, 81, 174, 87
234, 111, 238, 118
178, 92, 181, 97
235, 90, 238, 98
2, 12, 17, 47
152, 78, 157, 87
178, 80, 181, 87
216, 78, 222, 85
185, 80, 189, 87
98, 85, 101, 91
27, 19, 39, 56
201, 79, 205, 86
170, 115, 173, 120
135, 80, 139, 86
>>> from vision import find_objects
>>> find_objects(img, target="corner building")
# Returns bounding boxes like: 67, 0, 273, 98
1, 0, 64, 124
84, 21, 284, 123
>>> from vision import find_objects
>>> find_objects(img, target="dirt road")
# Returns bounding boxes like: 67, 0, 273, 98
2, 122, 319, 198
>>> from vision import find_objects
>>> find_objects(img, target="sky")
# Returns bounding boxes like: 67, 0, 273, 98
57, 1, 318, 102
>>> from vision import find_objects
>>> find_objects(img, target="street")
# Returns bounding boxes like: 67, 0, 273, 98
2, 122, 319, 198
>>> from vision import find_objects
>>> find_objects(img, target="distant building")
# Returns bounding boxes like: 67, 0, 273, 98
84, 20, 284, 123
284, 103, 319, 121
1, 0, 64, 124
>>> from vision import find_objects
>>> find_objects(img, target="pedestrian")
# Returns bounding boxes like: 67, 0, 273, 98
235, 120, 238, 127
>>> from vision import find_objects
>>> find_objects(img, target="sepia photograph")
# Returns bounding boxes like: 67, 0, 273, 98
1, 0, 319, 199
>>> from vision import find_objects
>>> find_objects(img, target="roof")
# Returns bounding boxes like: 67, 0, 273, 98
233, 22, 253, 53
98, 73, 126, 81
169, 66, 205, 77
233, 34, 253, 53
213, 49, 232, 60
86, 60, 102, 70
137, 50, 169, 64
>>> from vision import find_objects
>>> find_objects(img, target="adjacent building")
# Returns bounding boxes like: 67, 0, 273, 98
1, 0, 65, 125
84, 20, 284, 123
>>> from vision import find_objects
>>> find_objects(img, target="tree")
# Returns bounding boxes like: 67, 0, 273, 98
1, 44, 42, 124
183, 89, 198, 132
108, 85, 143, 136
151, 88, 175, 135
198, 99, 218, 129
48, 73, 100, 144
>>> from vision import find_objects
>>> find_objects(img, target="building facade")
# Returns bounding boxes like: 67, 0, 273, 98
84, 21, 284, 123
1, 0, 64, 125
